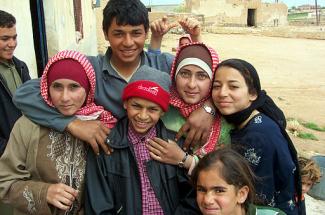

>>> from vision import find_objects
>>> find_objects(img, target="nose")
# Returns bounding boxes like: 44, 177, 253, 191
139, 109, 149, 120
61, 89, 70, 102
8, 38, 17, 48
187, 75, 197, 89
218, 85, 229, 97
123, 34, 134, 47
203, 192, 214, 205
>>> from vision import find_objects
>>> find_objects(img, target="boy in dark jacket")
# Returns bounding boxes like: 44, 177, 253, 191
85, 65, 199, 215
0, 10, 30, 156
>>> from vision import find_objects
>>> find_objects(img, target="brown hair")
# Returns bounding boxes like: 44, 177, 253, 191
299, 157, 321, 184
191, 147, 257, 212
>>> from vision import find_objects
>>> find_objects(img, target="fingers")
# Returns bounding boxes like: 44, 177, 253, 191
147, 138, 167, 155
176, 123, 190, 143
148, 151, 162, 161
47, 183, 78, 210
183, 128, 196, 150
89, 139, 100, 155
201, 129, 209, 146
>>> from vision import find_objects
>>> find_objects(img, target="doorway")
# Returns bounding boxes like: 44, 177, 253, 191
247, 9, 256, 27
29, 0, 48, 77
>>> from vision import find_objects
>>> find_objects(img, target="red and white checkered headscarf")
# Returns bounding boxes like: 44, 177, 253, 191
40, 50, 117, 128
169, 42, 222, 156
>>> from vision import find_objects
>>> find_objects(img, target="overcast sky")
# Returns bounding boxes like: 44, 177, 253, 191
140, 0, 323, 8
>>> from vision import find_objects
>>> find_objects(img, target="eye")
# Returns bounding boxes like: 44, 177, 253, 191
196, 186, 206, 193
179, 71, 191, 79
212, 83, 221, 89
213, 187, 226, 193
51, 83, 62, 89
132, 31, 143, 37
229, 85, 239, 89
69, 83, 81, 90
113, 32, 123, 37
196, 73, 209, 80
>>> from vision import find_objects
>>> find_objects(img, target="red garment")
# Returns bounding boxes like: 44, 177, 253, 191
47, 58, 90, 94
40, 50, 117, 128
122, 80, 170, 112
169, 42, 221, 156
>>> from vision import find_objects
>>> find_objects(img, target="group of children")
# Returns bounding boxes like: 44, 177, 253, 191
0, 0, 323, 214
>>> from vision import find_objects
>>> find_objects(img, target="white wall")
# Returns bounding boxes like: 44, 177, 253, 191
1, 1, 38, 78
43, 0, 98, 58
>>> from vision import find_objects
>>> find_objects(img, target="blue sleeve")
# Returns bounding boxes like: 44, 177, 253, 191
85, 151, 115, 215
13, 79, 75, 132
147, 46, 161, 55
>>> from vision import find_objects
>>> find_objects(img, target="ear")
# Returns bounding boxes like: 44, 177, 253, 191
145, 31, 148, 40
104, 30, 109, 41
249, 93, 258, 102
160, 111, 165, 117
123, 100, 128, 110
236, 185, 249, 204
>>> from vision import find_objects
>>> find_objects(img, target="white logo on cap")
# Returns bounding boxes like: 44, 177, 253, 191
138, 85, 159, 95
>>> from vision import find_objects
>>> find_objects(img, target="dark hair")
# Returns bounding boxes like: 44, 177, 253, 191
217, 59, 258, 96
191, 147, 256, 212
0, 10, 16, 28
102, 0, 149, 34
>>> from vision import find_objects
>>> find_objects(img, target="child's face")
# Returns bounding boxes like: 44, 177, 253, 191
179, 37, 191, 47
176, 64, 211, 104
196, 168, 248, 215
123, 97, 164, 135
302, 177, 314, 194
212, 66, 257, 115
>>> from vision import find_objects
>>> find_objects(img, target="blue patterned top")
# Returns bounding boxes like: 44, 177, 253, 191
231, 113, 298, 215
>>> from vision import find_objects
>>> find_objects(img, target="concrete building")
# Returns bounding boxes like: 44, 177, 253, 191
1, 0, 99, 78
185, 0, 288, 27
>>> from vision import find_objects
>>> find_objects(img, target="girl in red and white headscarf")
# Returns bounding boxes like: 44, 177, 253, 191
0, 50, 116, 215
147, 43, 232, 174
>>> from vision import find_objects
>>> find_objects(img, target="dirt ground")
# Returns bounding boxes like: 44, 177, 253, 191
152, 31, 325, 158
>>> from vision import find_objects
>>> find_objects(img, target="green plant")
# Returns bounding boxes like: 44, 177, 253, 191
297, 132, 318, 140
301, 122, 325, 131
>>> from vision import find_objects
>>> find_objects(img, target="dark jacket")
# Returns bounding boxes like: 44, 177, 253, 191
0, 56, 30, 156
85, 118, 200, 215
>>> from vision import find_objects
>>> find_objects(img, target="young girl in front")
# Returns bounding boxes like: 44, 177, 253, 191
191, 147, 286, 215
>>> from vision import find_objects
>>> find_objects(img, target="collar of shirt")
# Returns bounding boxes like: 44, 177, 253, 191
0, 59, 14, 68
128, 123, 156, 146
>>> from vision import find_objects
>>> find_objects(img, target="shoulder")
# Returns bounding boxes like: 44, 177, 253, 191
247, 113, 280, 132
251, 204, 286, 215
12, 56, 29, 71
14, 115, 39, 130
143, 51, 174, 72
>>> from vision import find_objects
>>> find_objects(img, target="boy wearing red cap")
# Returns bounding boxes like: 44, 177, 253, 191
85, 65, 199, 215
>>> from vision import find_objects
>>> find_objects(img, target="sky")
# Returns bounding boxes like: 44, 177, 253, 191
140, 0, 323, 8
